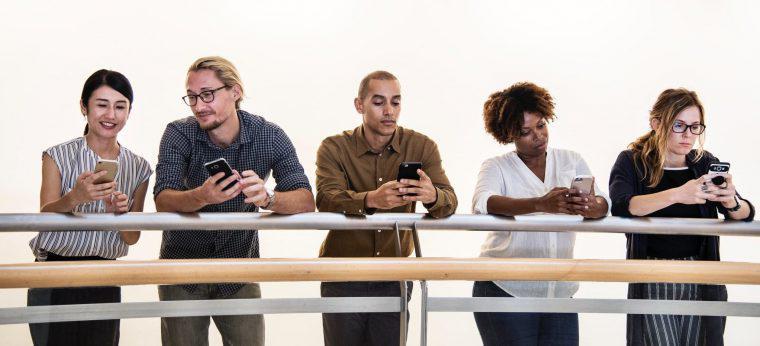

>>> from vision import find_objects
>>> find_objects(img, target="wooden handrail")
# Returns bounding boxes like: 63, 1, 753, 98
2, 258, 760, 288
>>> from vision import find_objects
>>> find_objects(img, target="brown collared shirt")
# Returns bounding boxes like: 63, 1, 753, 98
316, 126, 457, 257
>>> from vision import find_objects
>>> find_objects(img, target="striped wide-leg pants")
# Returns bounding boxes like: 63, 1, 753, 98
641, 257, 701, 346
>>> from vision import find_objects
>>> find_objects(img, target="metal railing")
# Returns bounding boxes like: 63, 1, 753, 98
1, 212, 759, 346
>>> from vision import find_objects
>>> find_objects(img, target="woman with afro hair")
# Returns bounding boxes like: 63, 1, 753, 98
471, 82, 609, 346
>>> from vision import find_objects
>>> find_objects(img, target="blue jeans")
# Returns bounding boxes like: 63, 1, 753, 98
158, 283, 264, 346
473, 281, 579, 346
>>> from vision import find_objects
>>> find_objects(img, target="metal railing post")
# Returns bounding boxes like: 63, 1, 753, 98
394, 222, 408, 346
412, 222, 428, 346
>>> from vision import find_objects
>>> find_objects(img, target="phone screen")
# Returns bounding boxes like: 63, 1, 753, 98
397, 162, 422, 181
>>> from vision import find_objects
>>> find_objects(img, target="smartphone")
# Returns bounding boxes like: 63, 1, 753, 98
397, 162, 422, 181
204, 158, 237, 190
397, 162, 422, 196
708, 162, 730, 186
570, 175, 594, 195
94, 159, 119, 184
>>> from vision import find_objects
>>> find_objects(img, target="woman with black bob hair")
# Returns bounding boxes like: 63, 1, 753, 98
609, 88, 754, 346
471, 82, 609, 345
27, 69, 152, 346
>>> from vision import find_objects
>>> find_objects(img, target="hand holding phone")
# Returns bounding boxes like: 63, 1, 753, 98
204, 158, 238, 191
70, 170, 116, 204
197, 158, 242, 205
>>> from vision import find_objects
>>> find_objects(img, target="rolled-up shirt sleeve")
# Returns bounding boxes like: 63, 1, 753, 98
153, 124, 191, 198
315, 139, 371, 215
270, 125, 312, 192
608, 150, 636, 217
472, 158, 504, 215
420, 139, 457, 218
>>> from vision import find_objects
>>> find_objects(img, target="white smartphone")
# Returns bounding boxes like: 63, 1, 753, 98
94, 159, 119, 184
570, 175, 594, 195
708, 162, 730, 186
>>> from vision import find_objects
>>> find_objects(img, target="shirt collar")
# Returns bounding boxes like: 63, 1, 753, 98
353, 125, 403, 156
81, 136, 123, 161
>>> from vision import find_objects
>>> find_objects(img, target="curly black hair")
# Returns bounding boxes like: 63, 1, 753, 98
483, 82, 556, 144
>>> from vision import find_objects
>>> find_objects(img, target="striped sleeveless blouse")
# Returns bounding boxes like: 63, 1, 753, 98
29, 137, 153, 260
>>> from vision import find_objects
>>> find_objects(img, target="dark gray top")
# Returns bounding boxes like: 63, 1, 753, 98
154, 110, 311, 296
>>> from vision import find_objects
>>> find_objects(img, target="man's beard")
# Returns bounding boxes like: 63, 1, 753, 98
198, 117, 223, 131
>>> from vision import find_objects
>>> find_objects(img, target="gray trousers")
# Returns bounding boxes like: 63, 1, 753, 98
158, 283, 264, 346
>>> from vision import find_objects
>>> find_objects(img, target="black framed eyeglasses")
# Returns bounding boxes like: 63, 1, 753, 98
182, 85, 229, 106
672, 122, 706, 135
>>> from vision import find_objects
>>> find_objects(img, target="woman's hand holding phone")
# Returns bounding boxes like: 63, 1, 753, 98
70, 170, 116, 205
537, 187, 576, 214
105, 191, 129, 213
701, 172, 738, 206
672, 176, 715, 205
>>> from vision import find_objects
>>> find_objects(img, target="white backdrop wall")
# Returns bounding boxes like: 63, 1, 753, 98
1, 1, 759, 345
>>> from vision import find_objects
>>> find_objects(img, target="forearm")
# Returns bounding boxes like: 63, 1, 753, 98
119, 231, 140, 245
155, 189, 207, 212
726, 199, 751, 220
425, 186, 457, 218
628, 189, 677, 216
317, 189, 369, 215
269, 188, 315, 214
40, 192, 81, 213
486, 195, 542, 216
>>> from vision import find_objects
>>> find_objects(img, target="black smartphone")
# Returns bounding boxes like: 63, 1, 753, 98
708, 162, 730, 186
397, 162, 422, 196
204, 158, 237, 190
397, 162, 422, 181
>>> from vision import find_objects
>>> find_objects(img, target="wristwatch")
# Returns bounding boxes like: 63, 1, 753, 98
727, 195, 742, 212
263, 187, 276, 210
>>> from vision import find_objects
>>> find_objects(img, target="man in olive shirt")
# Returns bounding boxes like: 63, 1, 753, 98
316, 70, 457, 345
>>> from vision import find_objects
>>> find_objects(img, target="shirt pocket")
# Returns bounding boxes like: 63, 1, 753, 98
556, 169, 578, 190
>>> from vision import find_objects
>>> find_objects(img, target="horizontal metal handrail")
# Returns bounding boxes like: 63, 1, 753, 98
0, 297, 403, 325
3, 258, 760, 289
0, 212, 758, 236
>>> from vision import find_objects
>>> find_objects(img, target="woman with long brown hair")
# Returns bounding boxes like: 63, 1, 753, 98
609, 88, 754, 346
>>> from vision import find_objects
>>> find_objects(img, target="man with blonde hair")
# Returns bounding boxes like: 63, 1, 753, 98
154, 56, 315, 345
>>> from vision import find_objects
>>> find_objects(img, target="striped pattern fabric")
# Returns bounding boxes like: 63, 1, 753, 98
29, 137, 152, 260
642, 257, 701, 346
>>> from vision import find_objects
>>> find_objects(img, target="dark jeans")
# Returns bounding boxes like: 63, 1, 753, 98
27, 254, 120, 346
321, 281, 413, 346
473, 281, 579, 346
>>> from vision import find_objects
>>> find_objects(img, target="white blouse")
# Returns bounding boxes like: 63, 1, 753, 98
472, 147, 610, 298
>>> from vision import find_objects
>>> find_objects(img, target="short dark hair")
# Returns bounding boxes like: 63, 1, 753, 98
482, 82, 555, 144
357, 70, 398, 99
81, 69, 134, 135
